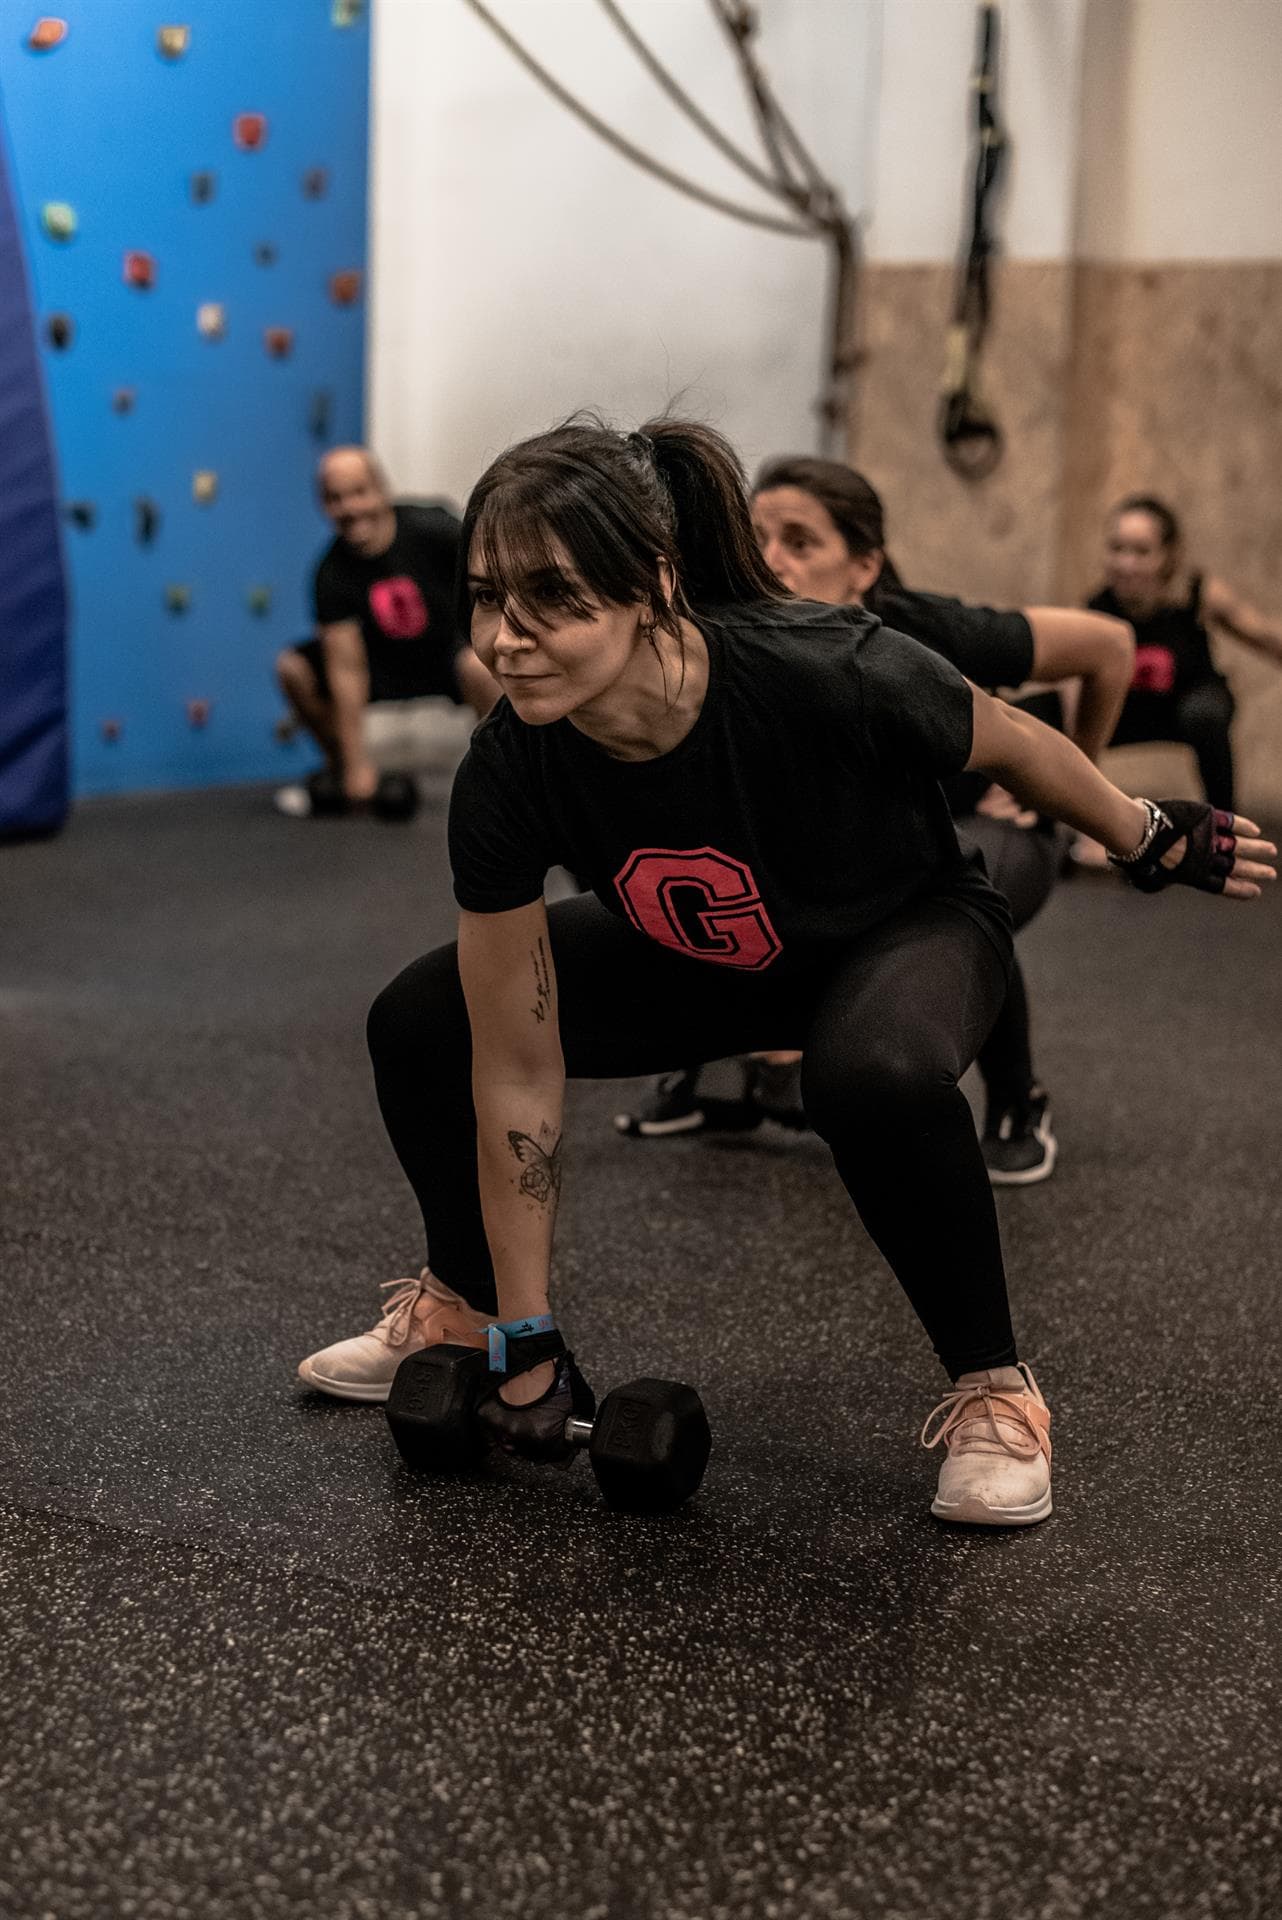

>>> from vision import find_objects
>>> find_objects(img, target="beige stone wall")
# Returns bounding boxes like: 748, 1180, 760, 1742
1057, 261, 1282, 816
850, 258, 1282, 817
851, 262, 1073, 609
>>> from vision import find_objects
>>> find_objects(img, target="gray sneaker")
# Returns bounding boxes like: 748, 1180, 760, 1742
982, 1088, 1057, 1186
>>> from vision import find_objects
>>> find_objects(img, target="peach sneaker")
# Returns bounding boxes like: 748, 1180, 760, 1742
297, 1269, 490, 1403
921, 1362, 1052, 1527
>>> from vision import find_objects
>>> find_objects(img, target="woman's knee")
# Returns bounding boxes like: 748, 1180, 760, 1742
801, 1044, 956, 1140
367, 945, 466, 1069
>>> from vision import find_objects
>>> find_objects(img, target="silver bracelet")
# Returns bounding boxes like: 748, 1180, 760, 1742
1107, 797, 1170, 867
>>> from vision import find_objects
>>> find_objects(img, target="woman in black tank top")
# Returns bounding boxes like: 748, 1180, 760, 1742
1089, 495, 1282, 809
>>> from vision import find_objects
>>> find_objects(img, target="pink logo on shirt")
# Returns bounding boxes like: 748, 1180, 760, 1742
369, 576, 428, 640
615, 847, 782, 970
1131, 645, 1176, 695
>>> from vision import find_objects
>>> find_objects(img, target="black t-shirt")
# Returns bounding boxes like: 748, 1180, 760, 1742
449, 598, 1010, 970
313, 503, 465, 703
871, 586, 1033, 691
871, 585, 1034, 818
1089, 578, 1218, 699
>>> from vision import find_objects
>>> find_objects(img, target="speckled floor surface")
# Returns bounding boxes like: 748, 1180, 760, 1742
3, 788, 1280, 1919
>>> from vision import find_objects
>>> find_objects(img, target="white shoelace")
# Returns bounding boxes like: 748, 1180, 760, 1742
920, 1382, 1043, 1459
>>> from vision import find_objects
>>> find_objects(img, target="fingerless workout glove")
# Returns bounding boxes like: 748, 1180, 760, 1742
1121, 800, 1237, 895
477, 1350, 597, 1465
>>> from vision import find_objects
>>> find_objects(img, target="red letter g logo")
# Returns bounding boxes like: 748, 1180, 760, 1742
614, 847, 782, 970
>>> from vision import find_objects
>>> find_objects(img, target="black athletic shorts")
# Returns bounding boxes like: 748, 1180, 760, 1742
288, 635, 464, 707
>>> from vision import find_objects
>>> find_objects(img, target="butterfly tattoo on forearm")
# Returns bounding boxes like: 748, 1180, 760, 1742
507, 1129, 562, 1206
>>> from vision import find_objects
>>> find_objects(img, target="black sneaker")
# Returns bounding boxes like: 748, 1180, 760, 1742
614, 1069, 707, 1138
614, 1068, 765, 1139
748, 1057, 810, 1132
982, 1087, 1057, 1186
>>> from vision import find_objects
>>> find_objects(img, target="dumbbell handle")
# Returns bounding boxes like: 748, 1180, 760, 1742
564, 1416, 595, 1448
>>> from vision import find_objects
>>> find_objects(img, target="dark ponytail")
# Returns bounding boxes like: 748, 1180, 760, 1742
457, 411, 786, 644
752, 455, 907, 610
641, 418, 787, 612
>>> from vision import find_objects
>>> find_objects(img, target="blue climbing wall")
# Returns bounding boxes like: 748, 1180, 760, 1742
0, 2, 369, 795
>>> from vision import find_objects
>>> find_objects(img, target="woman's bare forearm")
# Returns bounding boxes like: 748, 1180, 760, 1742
1071, 645, 1132, 762
457, 905, 567, 1328
968, 694, 1147, 853
1024, 608, 1133, 762
472, 1072, 566, 1324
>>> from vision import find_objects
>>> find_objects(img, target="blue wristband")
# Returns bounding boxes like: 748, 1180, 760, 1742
487, 1312, 557, 1375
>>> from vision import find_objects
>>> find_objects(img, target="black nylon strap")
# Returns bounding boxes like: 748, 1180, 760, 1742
494, 1327, 567, 1381
939, 3, 1007, 479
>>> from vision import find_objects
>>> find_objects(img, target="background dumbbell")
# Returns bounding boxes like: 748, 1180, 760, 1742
386, 1345, 712, 1513
373, 771, 420, 821
306, 768, 349, 816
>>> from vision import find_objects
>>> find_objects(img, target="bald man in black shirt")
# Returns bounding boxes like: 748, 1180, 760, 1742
276, 446, 496, 812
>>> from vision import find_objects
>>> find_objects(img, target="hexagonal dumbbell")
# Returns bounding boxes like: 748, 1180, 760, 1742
386, 1345, 712, 1513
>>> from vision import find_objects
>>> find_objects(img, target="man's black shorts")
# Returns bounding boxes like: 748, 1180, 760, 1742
287, 635, 464, 706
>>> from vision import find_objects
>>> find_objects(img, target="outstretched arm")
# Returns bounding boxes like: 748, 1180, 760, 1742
1023, 607, 1135, 761
1201, 576, 1282, 667
966, 686, 1275, 899
457, 900, 565, 1350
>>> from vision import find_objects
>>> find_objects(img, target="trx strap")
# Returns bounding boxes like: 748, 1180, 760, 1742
939, 2, 1008, 481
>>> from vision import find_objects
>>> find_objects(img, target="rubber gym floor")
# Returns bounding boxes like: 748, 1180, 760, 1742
3, 785, 1280, 1920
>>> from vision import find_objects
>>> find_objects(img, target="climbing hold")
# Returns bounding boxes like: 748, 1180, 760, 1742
112, 387, 136, 414
123, 250, 156, 290
252, 241, 278, 267
185, 698, 212, 730
28, 18, 67, 51
135, 498, 161, 545
100, 719, 124, 744
274, 715, 299, 744
165, 584, 192, 614
46, 314, 74, 350
301, 166, 328, 200
64, 501, 96, 531
247, 585, 273, 616
308, 390, 333, 440
329, 269, 362, 306
192, 470, 218, 504
196, 302, 226, 340
264, 326, 294, 359
234, 112, 267, 150
332, 0, 365, 23
41, 202, 77, 242
156, 25, 190, 59
191, 171, 217, 205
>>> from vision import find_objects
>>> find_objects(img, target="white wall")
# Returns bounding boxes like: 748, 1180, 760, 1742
372, 0, 1273, 504
1076, 0, 1282, 261
369, 0, 869, 503
866, 0, 1087, 262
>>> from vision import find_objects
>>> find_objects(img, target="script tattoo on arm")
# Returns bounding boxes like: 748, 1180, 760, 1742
507, 1129, 562, 1208
530, 937, 553, 1026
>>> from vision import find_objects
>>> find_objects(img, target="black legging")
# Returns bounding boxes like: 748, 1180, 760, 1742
367, 890, 1016, 1379
692, 818, 1054, 1117
957, 815, 1061, 1109
1109, 679, 1235, 810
